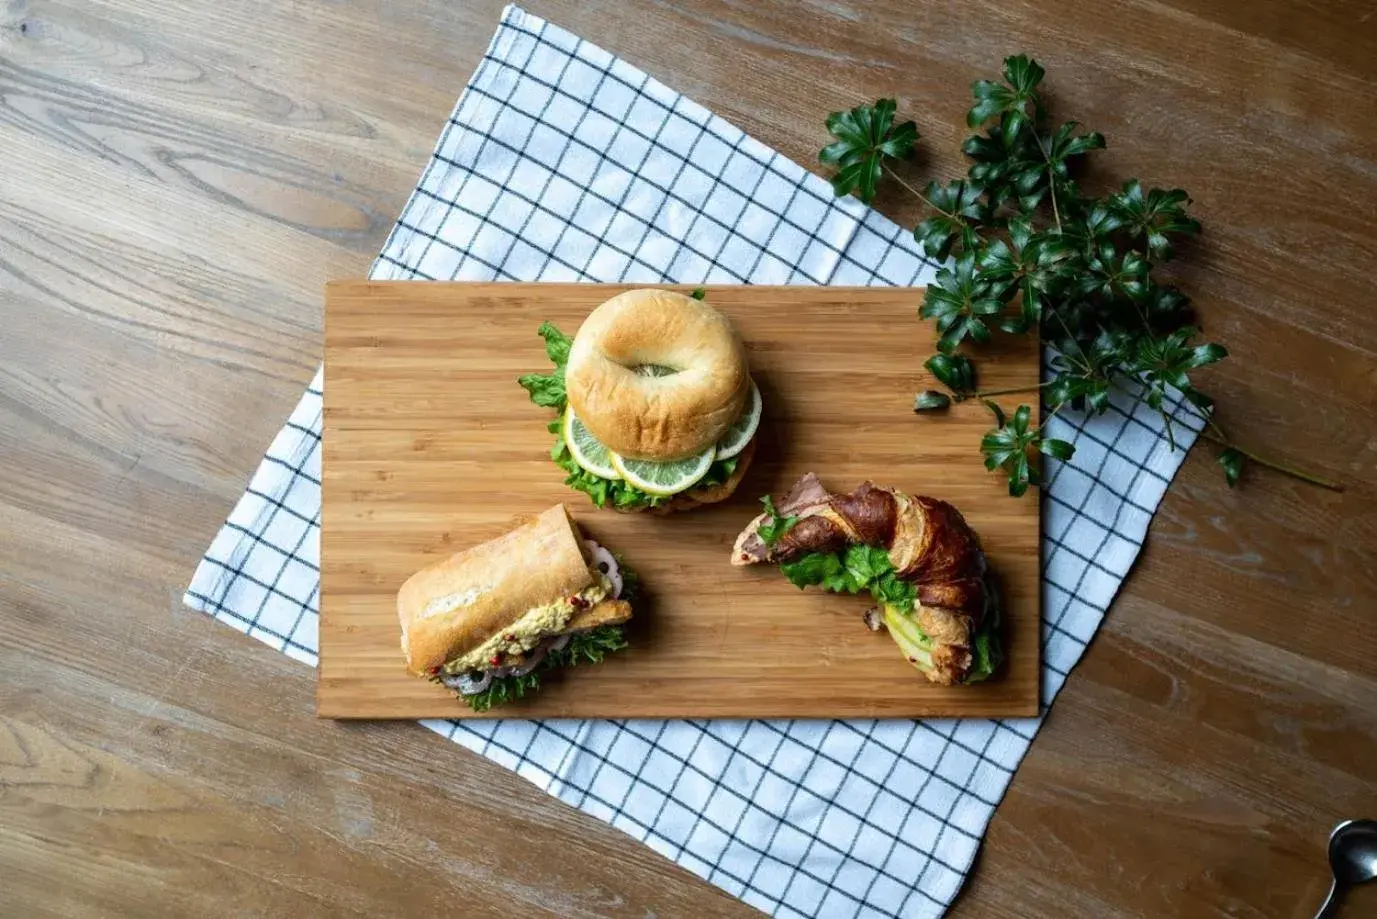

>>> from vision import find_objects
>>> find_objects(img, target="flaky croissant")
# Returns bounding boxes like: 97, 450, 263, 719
733, 473, 997, 685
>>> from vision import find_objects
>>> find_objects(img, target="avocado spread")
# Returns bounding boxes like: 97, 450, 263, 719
441, 573, 610, 675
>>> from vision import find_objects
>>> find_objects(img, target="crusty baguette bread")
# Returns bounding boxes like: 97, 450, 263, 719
397, 505, 593, 675
566, 288, 750, 461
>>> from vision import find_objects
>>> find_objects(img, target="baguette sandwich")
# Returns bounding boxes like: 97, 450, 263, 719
398, 505, 635, 711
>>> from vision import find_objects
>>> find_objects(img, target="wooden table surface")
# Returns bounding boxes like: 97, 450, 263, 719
2, 1, 1374, 917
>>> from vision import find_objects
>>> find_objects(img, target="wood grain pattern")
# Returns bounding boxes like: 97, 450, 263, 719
2, 0, 1375, 917
319, 282, 1040, 719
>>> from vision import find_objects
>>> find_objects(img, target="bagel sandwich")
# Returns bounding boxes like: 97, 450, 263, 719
732, 474, 1003, 686
399, 505, 636, 712
518, 288, 761, 514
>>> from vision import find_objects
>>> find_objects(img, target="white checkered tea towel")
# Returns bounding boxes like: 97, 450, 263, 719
186, 6, 1203, 917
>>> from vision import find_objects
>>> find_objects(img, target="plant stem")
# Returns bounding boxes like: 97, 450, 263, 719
1040, 400, 1066, 428
1047, 312, 1094, 374
882, 164, 957, 219
1047, 176, 1063, 231
975, 382, 1050, 399
1195, 424, 1344, 491
1108, 379, 1344, 492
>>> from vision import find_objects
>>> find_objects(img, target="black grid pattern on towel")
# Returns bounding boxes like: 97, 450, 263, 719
185, 7, 1205, 918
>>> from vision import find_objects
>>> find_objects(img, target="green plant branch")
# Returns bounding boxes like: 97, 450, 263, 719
882, 164, 957, 219
1107, 378, 1343, 491
1193, 429, 1341, 491
973, 382, 1050, 399
1040, 400, 1066, 427
824, 61, 1340, 496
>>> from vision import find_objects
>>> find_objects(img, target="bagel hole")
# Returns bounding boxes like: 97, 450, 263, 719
633, 363, 680, 377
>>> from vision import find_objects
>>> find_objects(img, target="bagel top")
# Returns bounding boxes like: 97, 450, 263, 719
565, 289, 750, 462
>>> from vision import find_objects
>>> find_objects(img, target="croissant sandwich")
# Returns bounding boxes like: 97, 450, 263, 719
732, 474, 1002, 685
398, 505, 635, 711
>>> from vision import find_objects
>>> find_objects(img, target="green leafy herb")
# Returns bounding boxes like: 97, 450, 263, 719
690, 287, 707, 300
820, 55, 1341, 494
780, 543, 917, 613
520, 322, 735, 510
757, 495, 799, 546
819, 99, 919, 203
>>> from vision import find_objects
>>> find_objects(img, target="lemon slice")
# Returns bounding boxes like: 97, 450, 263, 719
610, 444, 717, 497
715, 379, 762, 460
563, 408, 622, 480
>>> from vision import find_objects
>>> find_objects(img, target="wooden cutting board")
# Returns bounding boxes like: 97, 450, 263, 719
319, 282, 1041, 719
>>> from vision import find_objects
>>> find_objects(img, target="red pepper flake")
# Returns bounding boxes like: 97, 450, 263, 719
570, 595, 590, 610
427, 666, 441, 676
489, 654, 502, 666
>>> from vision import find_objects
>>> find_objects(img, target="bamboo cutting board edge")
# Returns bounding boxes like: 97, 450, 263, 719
319, 282, 1041, 719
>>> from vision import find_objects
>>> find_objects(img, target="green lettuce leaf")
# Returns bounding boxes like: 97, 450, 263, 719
756, 495, 798, 547
964, 597, 1004, 683
779, 544, 917, 612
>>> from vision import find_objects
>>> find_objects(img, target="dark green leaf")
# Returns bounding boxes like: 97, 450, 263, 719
924, 353, 976, 394
980, 401, 1041, 496
1041, 121, 1106, 177
820, 99, 919, 203
1128, 326, 1229, 410
914, 180, 988, 259
1045, 371, 1111, 415
1142, 285, 1193, 327
1218, 448, 1246, 488
983, 399, 1007, 428
920, 251, 1000, 351
1109, 179, 1201, 260
690, 287, 707, 300
1003, 54, 1046, 95
1040, 438, 1075, 461
1077, 243, 1150, 301
913, 390, 953, 412
976, 238, 1019, 294
967, 54, 1045, 131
